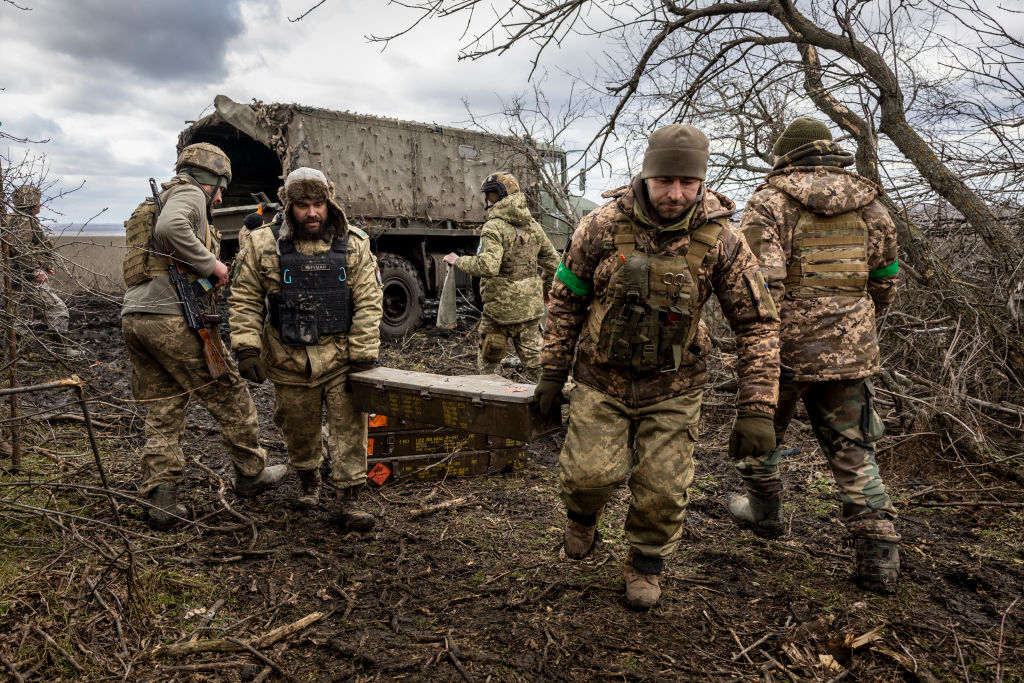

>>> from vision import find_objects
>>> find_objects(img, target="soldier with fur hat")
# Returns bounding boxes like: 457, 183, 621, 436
728, 117, 901, 593
229, 167, 383, 529
443, 172, 559, 380
536, 124, 781, 609
121, 142, 287, 531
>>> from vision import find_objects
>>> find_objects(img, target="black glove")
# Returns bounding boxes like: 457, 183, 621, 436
534, 368, 569, 416
346, 361, 377, 391
235, 347, 267, 384
728, 407, 776, 460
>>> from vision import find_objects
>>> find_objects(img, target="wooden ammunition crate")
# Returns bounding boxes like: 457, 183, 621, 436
367, 428, 523, 457
367, 413, 437, 434
366, 447, 527, 485
350, 368, 561, 441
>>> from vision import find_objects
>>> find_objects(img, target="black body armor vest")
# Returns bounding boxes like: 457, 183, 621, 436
267, 226, 353, 346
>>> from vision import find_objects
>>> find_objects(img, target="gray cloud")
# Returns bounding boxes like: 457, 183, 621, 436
28, 0, 245, 82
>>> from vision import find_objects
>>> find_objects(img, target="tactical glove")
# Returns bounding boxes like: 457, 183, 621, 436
235, 347, 267, 384
728, 408, 776, 461
346, 361, 377, 391
534, 368, 569, 416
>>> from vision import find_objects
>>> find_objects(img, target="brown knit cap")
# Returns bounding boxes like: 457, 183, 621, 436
772, 118, 832, 156
641, 124, 709, 180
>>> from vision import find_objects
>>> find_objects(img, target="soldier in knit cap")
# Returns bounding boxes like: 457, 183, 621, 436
728, 117, 901, 593
230, 168, 383, 529
535, 124, 781, 609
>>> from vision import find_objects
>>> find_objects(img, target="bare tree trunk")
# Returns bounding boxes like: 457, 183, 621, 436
0, 160, 21, 471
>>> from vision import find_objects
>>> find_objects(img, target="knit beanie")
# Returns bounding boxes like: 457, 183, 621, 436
641, 124, 709, 180
772, 118, 832, 156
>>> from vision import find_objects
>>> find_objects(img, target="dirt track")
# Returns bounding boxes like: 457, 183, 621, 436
0, 299, 1021, 682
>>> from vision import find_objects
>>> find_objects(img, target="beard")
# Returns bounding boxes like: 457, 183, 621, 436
292, 213, 332, 242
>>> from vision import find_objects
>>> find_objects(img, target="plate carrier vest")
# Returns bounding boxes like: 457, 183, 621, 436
586, 210, 723, 373
267, 224, 353, 346
782, 208, 869, 299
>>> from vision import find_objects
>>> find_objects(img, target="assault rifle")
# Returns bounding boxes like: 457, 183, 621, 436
149, 178, 229, 380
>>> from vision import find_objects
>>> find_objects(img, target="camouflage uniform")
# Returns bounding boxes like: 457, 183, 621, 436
454, 190, 559, 379
542, 175, 780, 562
229, 172, 383, 491
121, 174, 268, 496
738, 140, 899, 536
6, 187, 70, 334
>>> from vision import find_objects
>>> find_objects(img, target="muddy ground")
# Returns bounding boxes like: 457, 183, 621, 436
0, 298, 1021, 682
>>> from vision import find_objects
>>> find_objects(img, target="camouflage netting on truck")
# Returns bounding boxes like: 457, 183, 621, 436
180, 95, 542, 226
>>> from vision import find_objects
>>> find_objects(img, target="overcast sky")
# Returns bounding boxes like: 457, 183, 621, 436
0, 0, 605, 226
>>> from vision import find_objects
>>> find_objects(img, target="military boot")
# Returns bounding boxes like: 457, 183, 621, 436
336, 487, 376, 532
623, 550, 662, 610
853, 538, 900, 594
296, 468, 321, 509
727, 492, 784, 539
147, 485, 187, 531
563, 507, 603, 560
234, 464, 288, 499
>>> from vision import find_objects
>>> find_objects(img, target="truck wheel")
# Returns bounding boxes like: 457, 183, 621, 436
378, 253, 424, 339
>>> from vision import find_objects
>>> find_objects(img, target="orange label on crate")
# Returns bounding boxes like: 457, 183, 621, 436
368, 414, 388, 429
367, 437, 374, 455
367, 462, 391, 486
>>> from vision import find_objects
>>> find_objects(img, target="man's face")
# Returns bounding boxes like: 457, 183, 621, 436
292, 199, 328, 237
199, 185, 224, 208
644, 177, 702, 222
29, 203, 42, 217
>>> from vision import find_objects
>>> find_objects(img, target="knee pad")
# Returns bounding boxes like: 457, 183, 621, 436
481, 332, 506, 363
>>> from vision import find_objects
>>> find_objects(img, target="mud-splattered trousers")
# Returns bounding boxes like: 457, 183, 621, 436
559, 382, 703, 559
122, 313, 267, 496
735, 373, 898, 530
477, 315, 543, 379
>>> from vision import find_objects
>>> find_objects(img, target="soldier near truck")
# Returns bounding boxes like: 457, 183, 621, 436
443, 172, 559, 380
535, 124, 781, 610
729, 117, 902, 594
229, 167, 384, 530
121, 142, 286, 531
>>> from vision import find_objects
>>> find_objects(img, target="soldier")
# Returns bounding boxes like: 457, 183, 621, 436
728, 118, 901, 594
121, 143, 287, 531
229, 167, 383, 528
534, 125, 781, 609
443, 172, 559, 381
237, 211, 264, 251
6, 184, 80, 357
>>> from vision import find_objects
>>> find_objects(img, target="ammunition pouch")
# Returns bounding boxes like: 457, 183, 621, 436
783, 208, 869, 299
267, 227, 352, 346
586, 213, 722, 372
481, 332, 507, 362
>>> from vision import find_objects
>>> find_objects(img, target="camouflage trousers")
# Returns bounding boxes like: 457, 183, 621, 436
735, 376, 897, 525
477, 315, 543, 380
122, 313, 267, 496
272, 376, 367, 490
560, 382, 703, 559
18, 282, 69, 333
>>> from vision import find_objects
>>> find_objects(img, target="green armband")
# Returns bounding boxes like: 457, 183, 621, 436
869, 259, 899, 279
554, 262, 593, 296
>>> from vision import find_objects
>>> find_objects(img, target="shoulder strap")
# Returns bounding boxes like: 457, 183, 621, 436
271, 222, 295, 255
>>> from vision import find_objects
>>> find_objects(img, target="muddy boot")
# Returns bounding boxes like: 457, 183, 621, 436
234, 464, 288, 499
336, 487, 376, 532
854, 538, 900, 594
147, 485, 187, 531
295, 468, 321, 509
727, 492, 784, 539
563, 507, 602, 560
623, 550, 662, 610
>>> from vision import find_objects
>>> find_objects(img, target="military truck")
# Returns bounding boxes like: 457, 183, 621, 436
177, 95, 596, 338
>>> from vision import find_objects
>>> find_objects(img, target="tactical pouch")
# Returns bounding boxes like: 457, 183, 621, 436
273, 292, 321, 346
481, 332, 507, 362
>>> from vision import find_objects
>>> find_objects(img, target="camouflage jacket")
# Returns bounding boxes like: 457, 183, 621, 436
542, 178, 780, 413
455, 192, 560, 324
741, 165, 898, 382
229, 204, 383, 388
6, 214, 53, 283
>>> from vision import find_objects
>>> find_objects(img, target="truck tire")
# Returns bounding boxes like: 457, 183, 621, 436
378, 253, 424, 339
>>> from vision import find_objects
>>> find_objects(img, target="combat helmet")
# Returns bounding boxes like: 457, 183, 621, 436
176, 142, 232, 184
11, 184, 41, 210
480, 172, 520, 202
